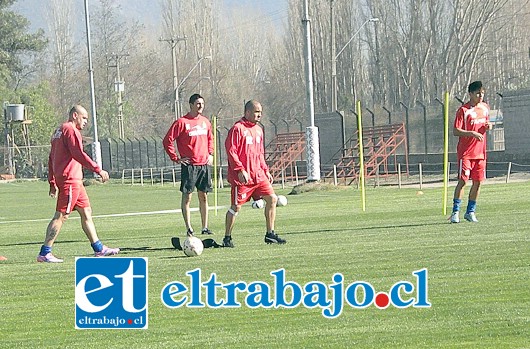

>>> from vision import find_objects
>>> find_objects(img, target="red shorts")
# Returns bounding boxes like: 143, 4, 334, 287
56, 183, 90, 214
457, 159, 486, 181
231, 181, 275, 206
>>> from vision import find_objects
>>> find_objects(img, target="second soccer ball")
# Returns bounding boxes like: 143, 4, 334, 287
277, 195, 288, 207
252, 199, 264, 209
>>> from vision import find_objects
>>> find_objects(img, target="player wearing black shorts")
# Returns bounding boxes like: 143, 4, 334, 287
163, 94, 214, 237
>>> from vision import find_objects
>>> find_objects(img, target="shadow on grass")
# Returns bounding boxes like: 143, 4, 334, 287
1, 240, 82, 247
119, 246, 175, 253
285, 222, 448, 235
119, 246, 191, 259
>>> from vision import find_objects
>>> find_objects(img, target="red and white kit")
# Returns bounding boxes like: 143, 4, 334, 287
163, 113, 213, 165
48, 122, 101, 213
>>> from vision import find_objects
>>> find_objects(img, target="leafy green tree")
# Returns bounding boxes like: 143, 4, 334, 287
1, 0, 48, 176
0, 0, 47, 89
18, 82, 59, 145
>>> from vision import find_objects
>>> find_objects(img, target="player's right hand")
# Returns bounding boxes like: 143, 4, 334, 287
49, 186, 57, 198
238, 170, 250, 184
178, 157, 191, 165
471, 131, 484, 141
99, 170, 110, 182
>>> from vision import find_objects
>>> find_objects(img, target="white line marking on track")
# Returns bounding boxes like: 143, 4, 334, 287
0, 206, 226, 224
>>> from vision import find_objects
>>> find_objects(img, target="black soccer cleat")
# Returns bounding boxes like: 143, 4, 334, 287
186, 228, 194, 237
264, 231, 287, 244
222, 236, 234, 248
201, 228, 214, 235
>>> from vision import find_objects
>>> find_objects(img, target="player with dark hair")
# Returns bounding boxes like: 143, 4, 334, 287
450, 81, 492, 223
163, 94, 214, 238
37, 105, 119, 262
223, 100, 286, 247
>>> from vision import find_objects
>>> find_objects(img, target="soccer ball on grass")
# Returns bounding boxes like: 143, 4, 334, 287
251, 199, 264, 209
183, 236, 204, 257
277, 195, 288, 207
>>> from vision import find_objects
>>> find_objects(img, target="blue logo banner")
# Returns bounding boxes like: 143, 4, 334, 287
75, 257, 148, 329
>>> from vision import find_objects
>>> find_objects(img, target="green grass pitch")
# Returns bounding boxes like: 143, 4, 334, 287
0, 180, 528, 348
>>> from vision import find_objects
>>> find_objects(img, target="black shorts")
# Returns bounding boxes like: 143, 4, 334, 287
180, 164, 212, 194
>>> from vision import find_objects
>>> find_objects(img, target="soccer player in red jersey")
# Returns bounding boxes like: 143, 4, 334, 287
450, 81, 492, 223
163, 94, 214, 238
223, 100, 286, 247
37, 105, 119, 262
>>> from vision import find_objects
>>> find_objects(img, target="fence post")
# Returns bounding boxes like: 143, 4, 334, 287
161, 168, 164, 186
382, 106, 391, 125
150, 168, 154, 185
419, 163, 423, 190
127, 138, 135, 169
137, 138, 143, 169
172, 168, 176, 187
143, 137, 150, 168
140, 168, 144, 186
506, 162, 512, 183
120, 138, 127, 169
399, 102, 410, 156
398, 163, 402, 188
417, 101, 428, 155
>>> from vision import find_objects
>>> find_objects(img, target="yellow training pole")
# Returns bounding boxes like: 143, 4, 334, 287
442, 92, 449, 215
212, 115, 218, 216
356, 101, 366, 212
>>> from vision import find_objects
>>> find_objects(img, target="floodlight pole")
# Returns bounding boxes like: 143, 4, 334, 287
303, 0, 320, 181
160, 37, 187, 119
84, 0, 102, 171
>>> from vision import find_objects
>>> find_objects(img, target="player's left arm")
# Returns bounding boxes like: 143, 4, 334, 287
259, 138, 272, 182
47, 151, 57, 197
67, 127, 101, 174
485, 113, 493, 130
207, 119, 214, 165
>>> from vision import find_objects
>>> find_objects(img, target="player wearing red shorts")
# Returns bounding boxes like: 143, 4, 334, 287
223, 100, 286, 247
37, 105, 119, 262
450, 81, 492, 223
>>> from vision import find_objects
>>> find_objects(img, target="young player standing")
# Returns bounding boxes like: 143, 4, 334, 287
38, 105, 119, 262
450, 81, 493, 223
223, 100, 286, 247
163, 94, 214, 238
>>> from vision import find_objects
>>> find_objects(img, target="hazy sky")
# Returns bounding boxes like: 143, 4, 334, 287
13, 0, 288, 33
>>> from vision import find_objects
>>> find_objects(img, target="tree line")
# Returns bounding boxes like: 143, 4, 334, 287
1, 0, 529, 152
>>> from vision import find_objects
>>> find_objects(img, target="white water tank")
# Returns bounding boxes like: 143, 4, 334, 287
5, 104, 25, 122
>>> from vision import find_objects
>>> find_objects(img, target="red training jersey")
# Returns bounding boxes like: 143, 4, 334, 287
225, 117, 269, 186
454, 102, 490, 160
48, 121, 101, 187
163, 113, 213, 165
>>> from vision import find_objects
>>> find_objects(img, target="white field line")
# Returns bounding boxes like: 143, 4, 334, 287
0, 206, 226, 225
